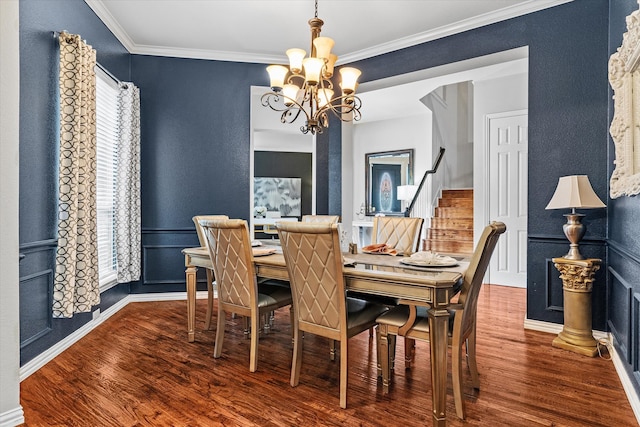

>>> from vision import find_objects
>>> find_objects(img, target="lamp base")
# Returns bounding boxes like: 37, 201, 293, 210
562, 213, 586, 260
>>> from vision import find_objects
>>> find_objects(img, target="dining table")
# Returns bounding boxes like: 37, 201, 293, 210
182, 243, 467, 426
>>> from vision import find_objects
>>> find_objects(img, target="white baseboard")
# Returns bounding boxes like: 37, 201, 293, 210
19, 291, 209, 381
0, 407, 24, 427
524, 317, 640, 425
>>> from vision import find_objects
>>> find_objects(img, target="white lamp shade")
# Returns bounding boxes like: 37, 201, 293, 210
397, 185, 418, 201
339, 67, 361, 94
303, 57, 324, 85
324, 54, 338, 78
282, 84, 300, 106
286, 48, 306, 73
313, 36, 334, 60
266, 65, 288, 90
545, 175, 606, 210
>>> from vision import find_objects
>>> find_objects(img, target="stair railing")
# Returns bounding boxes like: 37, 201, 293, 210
404, 147, 445, 217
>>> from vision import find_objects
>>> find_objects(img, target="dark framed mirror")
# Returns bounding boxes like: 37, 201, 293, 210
365, 149, 414, 216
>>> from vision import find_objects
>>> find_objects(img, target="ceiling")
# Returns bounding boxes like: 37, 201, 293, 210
86, 0, 570, 64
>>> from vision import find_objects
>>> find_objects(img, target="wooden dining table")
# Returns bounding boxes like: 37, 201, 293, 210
182, 244, 467, 426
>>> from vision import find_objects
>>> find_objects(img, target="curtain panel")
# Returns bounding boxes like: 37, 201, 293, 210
115, 83, 141, 283
53, 32, 100, 318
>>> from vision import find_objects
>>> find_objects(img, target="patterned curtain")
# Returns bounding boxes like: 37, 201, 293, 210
53, 32, 100, 318
115, 83, 141, 283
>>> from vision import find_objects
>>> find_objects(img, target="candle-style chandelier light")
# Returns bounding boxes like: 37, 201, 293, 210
261, 0, 362, 135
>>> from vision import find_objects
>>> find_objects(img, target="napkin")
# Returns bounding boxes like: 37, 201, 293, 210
362, 243, 398, 256
408, 251, 456, 265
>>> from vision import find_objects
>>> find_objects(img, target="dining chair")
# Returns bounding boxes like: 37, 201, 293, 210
192, 215, 229, 330
199, 218, 293, 372
371, 216, 424, 256
376, 221, 506, 419
277, 222, 388, 409
354, 216, 425, 338
301, 214, 340, 224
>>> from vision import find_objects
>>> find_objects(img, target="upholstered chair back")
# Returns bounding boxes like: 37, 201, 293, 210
372, 216, 424, 255
301, 215, 340, 224
278, 222, 346, 338
192, 215, 229, 247
200, 219, 256, 311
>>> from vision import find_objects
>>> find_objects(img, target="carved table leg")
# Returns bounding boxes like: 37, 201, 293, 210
429, 307, 449, 427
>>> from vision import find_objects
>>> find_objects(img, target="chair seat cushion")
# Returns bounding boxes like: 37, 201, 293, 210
346, 297, 388, 334
257, 282, 292, 308
376, 305, 455, 335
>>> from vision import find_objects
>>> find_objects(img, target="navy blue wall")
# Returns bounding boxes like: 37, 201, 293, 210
19, 0, 130, 364
608, 0, 640, 399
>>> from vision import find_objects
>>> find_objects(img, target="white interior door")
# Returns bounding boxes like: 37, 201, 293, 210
487, 111, 528, 287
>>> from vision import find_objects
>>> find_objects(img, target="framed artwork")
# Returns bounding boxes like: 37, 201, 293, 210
253, 177, 301, 217
365, 149, 414, 216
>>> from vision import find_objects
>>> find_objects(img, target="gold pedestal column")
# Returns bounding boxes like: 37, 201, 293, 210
551, 257, 601, 357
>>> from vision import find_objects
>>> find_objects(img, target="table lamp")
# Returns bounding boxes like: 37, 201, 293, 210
545, 175, 606, 260
397, 185, 418, 216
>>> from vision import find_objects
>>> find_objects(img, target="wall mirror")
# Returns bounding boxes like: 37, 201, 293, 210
365, 149, 414, 216
609, 1, 640, 198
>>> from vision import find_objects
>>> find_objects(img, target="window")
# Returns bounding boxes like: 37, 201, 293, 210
95, 68, 119, 290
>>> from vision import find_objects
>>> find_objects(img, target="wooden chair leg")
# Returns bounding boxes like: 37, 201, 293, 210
339, 339, 348, 409
404, 337, 416, 369
467, 331, 480, 389
213, 308, 226, 358
204, 269, 214, 330
249, 312, 260, 372
290, 325, 303, 387
452, 340, 466, 419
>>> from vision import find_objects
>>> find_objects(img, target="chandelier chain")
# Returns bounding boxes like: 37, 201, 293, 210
314, 0, 318, 18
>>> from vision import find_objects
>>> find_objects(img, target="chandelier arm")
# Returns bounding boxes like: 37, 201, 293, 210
260, 92, 312, 124
317, 94, 362, 121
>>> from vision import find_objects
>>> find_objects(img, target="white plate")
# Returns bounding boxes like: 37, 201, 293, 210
251, 240, 262, 247
400, 258, 458, 268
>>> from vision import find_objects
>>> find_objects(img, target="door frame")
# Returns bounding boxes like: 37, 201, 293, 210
481, 109, 528, 287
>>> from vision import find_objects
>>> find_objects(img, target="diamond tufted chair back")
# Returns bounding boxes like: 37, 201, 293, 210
372, 216, 424, 255
301, 214, 340, 224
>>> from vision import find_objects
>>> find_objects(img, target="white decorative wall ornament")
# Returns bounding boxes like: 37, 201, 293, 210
609, 0, 640, 198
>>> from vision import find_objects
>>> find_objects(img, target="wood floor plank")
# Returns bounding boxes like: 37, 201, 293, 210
20, 285, 638, 426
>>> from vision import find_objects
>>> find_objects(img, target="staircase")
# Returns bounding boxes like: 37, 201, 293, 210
424, 189, 474, 254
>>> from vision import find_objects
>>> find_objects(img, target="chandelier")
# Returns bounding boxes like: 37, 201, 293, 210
261, 0, 362, 135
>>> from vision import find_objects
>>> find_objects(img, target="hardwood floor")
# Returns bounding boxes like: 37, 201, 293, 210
20, 285, 637, 426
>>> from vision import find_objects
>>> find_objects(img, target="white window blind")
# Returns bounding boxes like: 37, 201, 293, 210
95, 68, 119, 289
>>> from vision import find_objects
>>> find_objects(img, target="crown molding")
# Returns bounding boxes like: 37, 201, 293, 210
86, 0, 572, 64
341, 0, 573, 63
